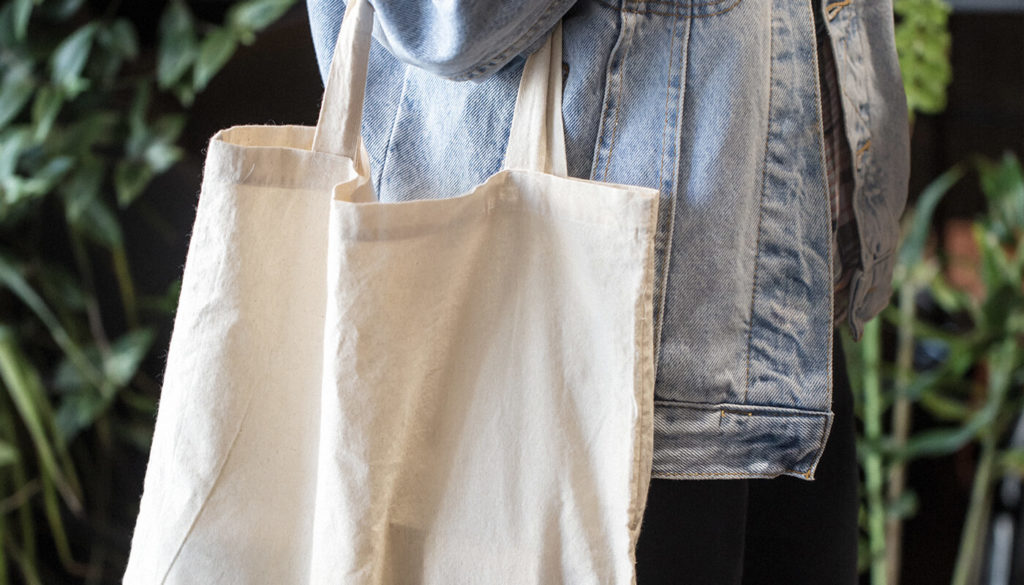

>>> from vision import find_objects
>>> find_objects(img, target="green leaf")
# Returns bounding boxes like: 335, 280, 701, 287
899, 425, 980, 459
928, 276, 971, 315
36, 266, 88, 324
50, 23, 97, 96
144, 142, 183, 174
19, 154, 73, 197
54, 354, 86, 394
0, 63, 35, 129
978, 153, 1024, 239
999, 448, 1024, 477
72, 193, 124, 248
898, 164, 965, 269
131, 113, 185, 179
902, 340, 978, 400
0, 327, 82, 512
60, 156, 102, 216
0, 439, 19, 467
61, 156, 101, 215
124, 82, 150, 157
975, 226, 1015, 307
171, 84, 196, 107
12, 0, 32, 41
91, 19, 140, 84
38, 451, 78, 568
151, 113, 186, 145
0, 253, 105, 390
103, 329, 155, 388
102, 18, 139, 60
56, 111, 118, 155
227, 0, 294, 38
0, 127, 29, 179
895, 341, 1017, 461
0, 127, 31, 205
918, 391, 971, 421
119, 388, 158, 417
114, 160, 153, 208
39, 0, 84, 20
193, 28, 238, 92
886, 489, 919, 520
54, 390, 106, 443
157, 0, 198, 89
30, 85, 63, 141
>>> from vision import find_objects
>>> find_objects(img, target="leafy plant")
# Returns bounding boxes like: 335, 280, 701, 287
894, 0, 954, 118
0, 0, 295, 582
850, 153, 1024, 585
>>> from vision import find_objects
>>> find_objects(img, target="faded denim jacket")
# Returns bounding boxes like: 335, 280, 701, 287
306, 0, 910, 480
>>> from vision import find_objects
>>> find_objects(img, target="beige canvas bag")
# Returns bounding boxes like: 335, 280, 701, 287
124, 0, 658, 582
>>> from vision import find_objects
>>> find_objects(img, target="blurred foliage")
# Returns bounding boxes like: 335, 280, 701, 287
894, 0, 954, 118
851, 153, 1024, 585
882, 155, 1023, 471
0, 0, 295, 582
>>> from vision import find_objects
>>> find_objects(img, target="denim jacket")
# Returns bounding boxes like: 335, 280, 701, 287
306, 0, 910, 480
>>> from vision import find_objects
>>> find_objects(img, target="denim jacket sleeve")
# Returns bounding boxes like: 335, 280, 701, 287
306, 0, 578, 81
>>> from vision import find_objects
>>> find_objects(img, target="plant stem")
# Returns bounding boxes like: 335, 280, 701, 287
84, 415, 114, 585
887, 278, 917, 585
0, 501, 7, 585
862, 316, 888, 585
67, 229, 110, 354
3, 539, 42, 585
111, 244, 138, 329
952, 429, 997, 585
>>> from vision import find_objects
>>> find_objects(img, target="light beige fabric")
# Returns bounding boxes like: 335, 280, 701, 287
124, 1, 658, 582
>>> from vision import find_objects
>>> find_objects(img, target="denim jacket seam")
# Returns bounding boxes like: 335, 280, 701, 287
445, 0, 577, 82
742, 0, 774, 404
653, 399, 832, 416
807, 0, 836, 411
598, 0, 744, 18
826, 8, 875, 336
599, 11, 638, 181
655, 16, 681, 202
654, 469, 812, 479
849, 0, 880, 323
651, 12, 689, 368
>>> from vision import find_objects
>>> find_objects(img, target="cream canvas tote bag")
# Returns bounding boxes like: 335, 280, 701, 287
124, 0, 658, 582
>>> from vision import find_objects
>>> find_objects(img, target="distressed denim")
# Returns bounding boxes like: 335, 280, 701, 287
306, 0, 910, 480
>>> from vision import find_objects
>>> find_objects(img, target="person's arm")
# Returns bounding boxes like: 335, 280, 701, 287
307, 0, 577, 81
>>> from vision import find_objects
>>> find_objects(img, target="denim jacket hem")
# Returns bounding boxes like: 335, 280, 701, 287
650, 401, 834, 481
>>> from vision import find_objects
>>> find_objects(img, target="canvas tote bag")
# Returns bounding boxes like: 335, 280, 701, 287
124, 0, 658, 582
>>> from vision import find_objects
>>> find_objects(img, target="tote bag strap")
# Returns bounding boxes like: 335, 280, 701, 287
502, 23, 568, 177
313, 0, 568, 178
312, 0, 372, 158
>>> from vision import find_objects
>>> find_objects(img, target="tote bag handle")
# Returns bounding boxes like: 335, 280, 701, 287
501, 22, 567, 177
311, 0, 568, 178
311, 0, 373, 160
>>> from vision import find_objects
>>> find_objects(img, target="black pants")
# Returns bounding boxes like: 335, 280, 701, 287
635, 336, 859, 585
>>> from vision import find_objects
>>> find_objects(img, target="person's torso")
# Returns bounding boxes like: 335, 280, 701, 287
306, 0, 909, 479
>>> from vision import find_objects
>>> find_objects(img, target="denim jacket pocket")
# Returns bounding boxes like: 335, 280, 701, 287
618, 0, 746, 19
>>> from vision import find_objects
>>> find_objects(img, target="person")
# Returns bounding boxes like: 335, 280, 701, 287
305, 0, 910, 582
